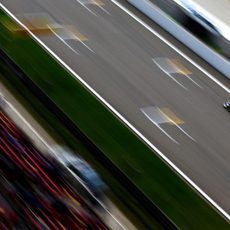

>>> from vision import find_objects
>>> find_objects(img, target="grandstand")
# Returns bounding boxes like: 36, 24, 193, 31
0, 109, 108, 229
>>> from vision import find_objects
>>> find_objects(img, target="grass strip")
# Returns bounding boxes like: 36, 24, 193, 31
0, 10, 229, 229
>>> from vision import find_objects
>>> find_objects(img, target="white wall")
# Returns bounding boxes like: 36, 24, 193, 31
128, 0, 230, 79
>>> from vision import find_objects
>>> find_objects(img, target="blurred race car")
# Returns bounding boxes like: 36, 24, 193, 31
223, 101, 230, 112
51, 146, 107, 197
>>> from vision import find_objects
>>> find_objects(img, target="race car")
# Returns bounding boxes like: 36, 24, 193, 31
51, 146, 107, 197
223, 101, 230, 112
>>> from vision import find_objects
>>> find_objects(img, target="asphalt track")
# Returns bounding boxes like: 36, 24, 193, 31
1, 0, 230, 216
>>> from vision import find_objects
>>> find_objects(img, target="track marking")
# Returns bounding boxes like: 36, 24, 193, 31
49, 25, 95, 54
141, 107, 179, 144
92, 0, 105, 6
3, 12, 56, 35
1, 2, 229, 221
184, 74, 203, 88
153, 58, 188, 90
170, 59, 203, 88
76, 0, 97, 16
170, 58, 192, 75
161, 107, 184, 125
67, 25, 88, 41
92, 0, 112, 15
154, 122, 178, 144
73, 33, 96, 53
47, 25, 80, 55
159, 108, 196, 142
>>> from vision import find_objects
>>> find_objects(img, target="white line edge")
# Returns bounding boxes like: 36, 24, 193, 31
76, 0, 97, 16
185, 74, 203, 88
153, 58, 188, 90
48, 25, 80, 55
159, 109, 197, 142
141, 108, 179, 144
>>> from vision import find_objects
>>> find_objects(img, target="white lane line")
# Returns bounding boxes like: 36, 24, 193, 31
141, 108, 179, 144
110, 0, 230, 94
0, 94, 126, 230
159, 109, 197, 142
47, 25, 80, 55
1, 2, 229, 222
176, 125, 196, 142
92, 0, 112, 15
155, 123, 179, 144
185, 74, 203, 89
48, 24, 95, 54
73, 34, 96, 54
153, 58, 188, 90
76, 0, 97, 16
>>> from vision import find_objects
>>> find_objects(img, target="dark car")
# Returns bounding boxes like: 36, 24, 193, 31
223, 101, 230, 112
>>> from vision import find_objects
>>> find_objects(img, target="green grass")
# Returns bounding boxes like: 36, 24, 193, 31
0, 10, 229, 229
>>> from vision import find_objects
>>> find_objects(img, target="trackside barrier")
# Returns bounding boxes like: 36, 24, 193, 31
127, 0, 230, 79
0, 49, 177, 229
